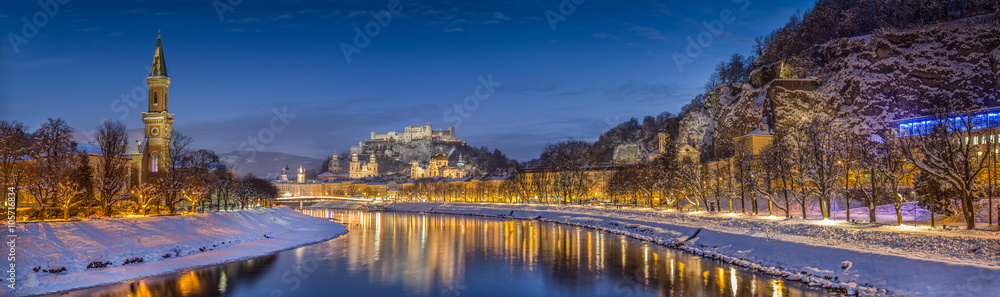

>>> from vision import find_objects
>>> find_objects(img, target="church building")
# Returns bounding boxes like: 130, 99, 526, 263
349, 153, 379, 178
127, 34, 175, 182
411, 148, 466, 179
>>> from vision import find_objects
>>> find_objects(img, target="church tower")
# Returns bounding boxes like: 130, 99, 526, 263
367, 154, 378, 174
297, 164, 305, 183
328, 151, 342, 173
142, 33, 174, 176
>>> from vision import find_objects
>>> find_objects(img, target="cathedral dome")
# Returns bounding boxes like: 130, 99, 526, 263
432, 147, 448, 161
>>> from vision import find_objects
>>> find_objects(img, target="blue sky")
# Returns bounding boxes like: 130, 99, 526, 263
0, 0, 816, 160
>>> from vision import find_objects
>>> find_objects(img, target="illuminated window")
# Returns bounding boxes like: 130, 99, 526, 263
151, 153, 159, 172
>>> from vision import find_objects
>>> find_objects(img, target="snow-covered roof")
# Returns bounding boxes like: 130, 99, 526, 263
745, 127, 772, 136
71, 129, 146, 155
75, 143, 104, 155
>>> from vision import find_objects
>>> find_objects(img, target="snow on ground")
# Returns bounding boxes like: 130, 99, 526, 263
10, 206, 347, 297
702, 197, 999, 227
373, 202, 1000, 296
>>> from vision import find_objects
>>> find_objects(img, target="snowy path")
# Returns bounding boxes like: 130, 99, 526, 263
10, 207, 348, 297
376, 202, 1000, 296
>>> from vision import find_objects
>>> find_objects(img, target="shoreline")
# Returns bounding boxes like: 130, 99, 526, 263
12, 207, 348, 297
364, 202, 1000, 296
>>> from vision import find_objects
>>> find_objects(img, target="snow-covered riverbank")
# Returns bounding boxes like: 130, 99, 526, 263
373, 202, 999, 296
9, 206, 347, 297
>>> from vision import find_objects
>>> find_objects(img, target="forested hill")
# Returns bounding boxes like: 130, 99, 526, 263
321, 139, 519, 177
587, 113, 680, 164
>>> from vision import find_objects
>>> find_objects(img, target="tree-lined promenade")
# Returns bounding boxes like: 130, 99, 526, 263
6, 102, 1000, 231
322, 103, 1000, 231
0, 118, 279, 222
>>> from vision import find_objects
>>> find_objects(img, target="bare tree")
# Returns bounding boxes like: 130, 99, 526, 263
901, 104, 990, 229
131, 182, 158, 215
678, 160, 711, 211
876, 130, 919, 225
0, 120, 30, 187
540, 140, 598, 204
22, 118, 79, 221
857, 137, 887, 224
54, 154, 91, 220
94, 120, 131, 216
153, 131, 193, 214
791, 118, 846, 219
706, 161, 729, 212
501, 169, 534, 204
760, 139, 794, 218
733, 142, 756, 214
649, 146, 681, 208
210, 169, 236, 211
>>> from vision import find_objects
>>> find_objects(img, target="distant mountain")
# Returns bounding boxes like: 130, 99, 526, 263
219, 151, 323, 178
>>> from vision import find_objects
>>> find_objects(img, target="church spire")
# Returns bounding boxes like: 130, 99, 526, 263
150, 32, 167, 77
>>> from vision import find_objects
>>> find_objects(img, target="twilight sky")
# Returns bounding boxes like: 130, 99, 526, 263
0, 0, 815, 160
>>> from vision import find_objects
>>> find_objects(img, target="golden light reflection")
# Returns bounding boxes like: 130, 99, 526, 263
716, 267, 726, 296
771, 279, 785, 297
55, 209, 823, 297
176, 272, 201, 296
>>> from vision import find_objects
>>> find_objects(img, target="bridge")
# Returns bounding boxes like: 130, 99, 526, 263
275, 196, 377, 209
275, 196, 376, 203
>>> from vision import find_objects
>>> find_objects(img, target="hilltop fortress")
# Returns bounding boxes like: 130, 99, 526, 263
369, 124, 459, 143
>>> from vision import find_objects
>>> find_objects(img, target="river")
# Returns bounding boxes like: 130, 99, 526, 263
48, 209, 828, 297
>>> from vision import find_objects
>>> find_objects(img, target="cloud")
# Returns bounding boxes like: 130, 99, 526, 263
482, 20, 499, 24
269, 14, 292, 21
491, 12, 510, 20
107, 31, 123, 37
237, 17, 259, 23
441, 27, 464, 33
298, 8, 324, 14
626, 24, 668, 41
347, 10, 368, 17
75, 27, 99, 32
6, 56, 77, 70
498, 81, 560, 94
592, 32, 621, 40
126, 8, 144, 14
603, 81, 679, 103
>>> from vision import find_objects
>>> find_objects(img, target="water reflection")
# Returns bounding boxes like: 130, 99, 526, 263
46, 254, 278, 297
51, 210, 826, 297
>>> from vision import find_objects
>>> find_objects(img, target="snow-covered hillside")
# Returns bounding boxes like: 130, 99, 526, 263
676, 12, 1000, 159
11, 207, 347, 296
805, 12, 1000, 130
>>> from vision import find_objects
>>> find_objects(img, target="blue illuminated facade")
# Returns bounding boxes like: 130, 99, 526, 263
897, 109, 1000, 136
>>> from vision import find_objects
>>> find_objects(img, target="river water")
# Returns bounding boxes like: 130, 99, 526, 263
50, 210, 828, 297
